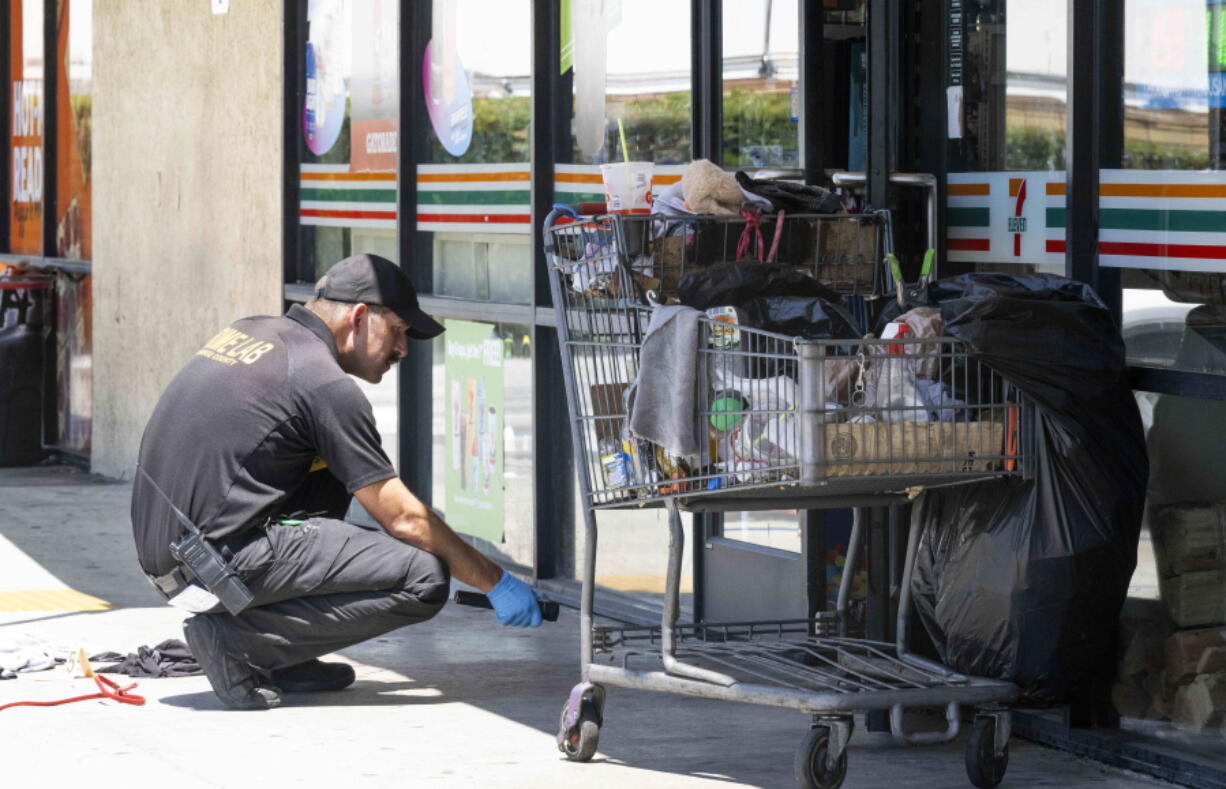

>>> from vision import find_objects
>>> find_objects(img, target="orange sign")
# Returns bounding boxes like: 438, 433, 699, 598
54, 0, 90, 260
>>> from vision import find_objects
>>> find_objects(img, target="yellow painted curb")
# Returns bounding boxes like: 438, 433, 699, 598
0, 589, 114, 612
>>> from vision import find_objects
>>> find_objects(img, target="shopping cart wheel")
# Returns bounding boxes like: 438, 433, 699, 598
965, 716, 1009, 788
557, 698, 601, 762
793, 725, 848, 789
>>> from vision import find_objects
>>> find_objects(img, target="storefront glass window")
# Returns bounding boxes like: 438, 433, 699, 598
294, 0, 399, 470
721, 0, 800, 169
1113, 1, 1226, 752
946, 0, 1067, 274
420, 0, 532, 303
1117, 0, 1226, 375
567, 0, 692, 164
7, 0, 45, 255
296, 0, 399, 285
431, 321, 534, 570
723, 512, 800, 553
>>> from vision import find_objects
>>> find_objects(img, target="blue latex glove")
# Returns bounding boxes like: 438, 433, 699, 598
486, 570, 543, 627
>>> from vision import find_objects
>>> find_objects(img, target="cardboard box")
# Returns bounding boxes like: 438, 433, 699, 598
820, 420, 1004, 477
1152, 501, 1226, 577
815, 218, 879, 294
648, 234, 686, 298
1161, 570, 1226, 629
589, 382, 629, 443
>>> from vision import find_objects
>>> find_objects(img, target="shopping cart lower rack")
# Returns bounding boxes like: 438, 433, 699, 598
545, 208, 1029, 789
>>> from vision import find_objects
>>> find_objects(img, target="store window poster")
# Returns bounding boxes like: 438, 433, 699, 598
55, 0, 91, 260
350, 0, 397, 171
444, 320, 505, 542
9, 0, 44, 254
303, 0, 350, 157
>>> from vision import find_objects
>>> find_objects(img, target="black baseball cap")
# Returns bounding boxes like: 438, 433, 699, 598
315, 253, 444, 340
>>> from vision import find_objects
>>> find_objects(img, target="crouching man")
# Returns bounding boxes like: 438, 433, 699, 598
131, 253, 540, 710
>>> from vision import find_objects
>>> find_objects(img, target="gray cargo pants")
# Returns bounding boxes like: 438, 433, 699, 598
203, 517, 450, 671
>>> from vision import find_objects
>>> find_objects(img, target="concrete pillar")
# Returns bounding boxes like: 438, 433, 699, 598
92, 0, 283, 477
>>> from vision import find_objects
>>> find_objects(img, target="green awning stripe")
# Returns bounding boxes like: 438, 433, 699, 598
1049, 207, 1226, 232
300, 188, 397, 203
555, 191, 606, 204
946, 207, 990, 227
1103, 208, 1226, 232
417, 190, 531, 206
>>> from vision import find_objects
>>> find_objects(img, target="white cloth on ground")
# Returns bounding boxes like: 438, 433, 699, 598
0, 634, 64, 678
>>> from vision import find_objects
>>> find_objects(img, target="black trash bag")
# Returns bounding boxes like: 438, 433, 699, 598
734, 171, 843, 214
908, 272, 1147, 704
874, 272, 1103, 334
678, 263, 860, 340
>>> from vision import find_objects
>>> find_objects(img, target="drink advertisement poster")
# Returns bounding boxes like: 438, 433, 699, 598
444, 320, 505, 542
349, 0, 398, 171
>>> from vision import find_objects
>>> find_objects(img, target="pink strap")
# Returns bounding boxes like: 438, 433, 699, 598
765, 210, 786, 263
735, 209, 765, 261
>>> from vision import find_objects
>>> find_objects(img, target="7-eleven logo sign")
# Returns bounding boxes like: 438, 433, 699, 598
1008, 177, 1028, 257
948, 171, 1056, 265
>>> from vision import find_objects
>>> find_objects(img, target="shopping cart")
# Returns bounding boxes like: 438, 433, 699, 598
545, 206, 1027, 789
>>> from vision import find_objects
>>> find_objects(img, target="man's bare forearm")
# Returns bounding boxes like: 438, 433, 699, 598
387, 511, 502, 592
353, 476, 504, 592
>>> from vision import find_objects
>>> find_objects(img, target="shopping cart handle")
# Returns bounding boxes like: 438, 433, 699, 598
452, 590, 560, 622
543, 205, 582, 254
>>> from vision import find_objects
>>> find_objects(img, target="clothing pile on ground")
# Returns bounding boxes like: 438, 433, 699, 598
90, 639, 203, 678
0, 634, 202, 679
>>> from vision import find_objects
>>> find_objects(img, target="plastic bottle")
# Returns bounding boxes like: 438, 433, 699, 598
598, 436, 632, 489
707, 390, 748, 464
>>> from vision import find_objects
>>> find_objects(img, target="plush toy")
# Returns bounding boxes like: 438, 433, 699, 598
681, 159, 744, 215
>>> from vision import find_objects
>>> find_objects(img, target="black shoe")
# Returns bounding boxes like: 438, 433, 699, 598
269, 659, 356, 693
183, 614, 282, 710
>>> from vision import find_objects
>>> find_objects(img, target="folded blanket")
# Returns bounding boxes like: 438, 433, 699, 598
627, 305, 708, 459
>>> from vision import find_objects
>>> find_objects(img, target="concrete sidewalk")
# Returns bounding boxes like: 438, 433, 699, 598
0, 465, 1176, 788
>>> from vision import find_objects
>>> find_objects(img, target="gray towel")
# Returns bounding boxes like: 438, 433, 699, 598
627, 305, 708, 459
